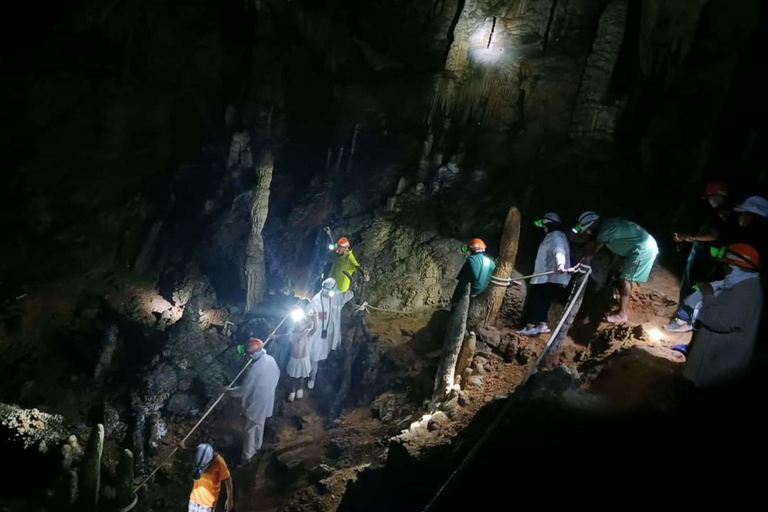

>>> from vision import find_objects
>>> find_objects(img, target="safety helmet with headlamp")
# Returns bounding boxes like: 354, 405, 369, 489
710, 243, 760, 270
534, 212, 562, 228
461, 238, 487, 253
572, 211, 600, 234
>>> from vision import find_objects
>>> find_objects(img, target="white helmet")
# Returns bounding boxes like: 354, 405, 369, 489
535, 212, 562, 227
734, 196, 768, 218
321, 277, 337, 291
193, 443, 214, 480
573, 211, 600, 234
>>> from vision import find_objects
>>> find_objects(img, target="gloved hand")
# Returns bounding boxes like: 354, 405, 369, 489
221, 385, 238, 394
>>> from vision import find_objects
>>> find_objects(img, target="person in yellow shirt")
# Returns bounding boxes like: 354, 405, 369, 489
189, 443, 234, 512
324, 227, 367, 292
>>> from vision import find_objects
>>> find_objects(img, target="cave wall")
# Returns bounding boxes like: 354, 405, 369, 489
2, 0, 767, 345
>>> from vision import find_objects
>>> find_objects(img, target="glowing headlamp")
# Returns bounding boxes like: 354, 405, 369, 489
710, 246, 727, 259
534, 219, 544, 228
236, 344, 246, 355
572, 223, 584, 234
460, 245, 469, 253
290, 308, 307, 322
329, 243, 337, 250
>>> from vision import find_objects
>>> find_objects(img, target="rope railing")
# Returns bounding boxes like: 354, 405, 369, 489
422, 265, 592, 512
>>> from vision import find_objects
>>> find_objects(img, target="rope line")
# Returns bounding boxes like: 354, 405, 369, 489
131, 308, 294, 496
421, 266, 592, 511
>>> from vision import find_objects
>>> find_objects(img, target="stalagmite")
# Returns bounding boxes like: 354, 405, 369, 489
454, 330, 477, 383
116, 449, 136, 511
432, 283, 470, 405
133, 219, 164, 275
468, 206, 521, 327
245, 150, 274, 311
417, 128, 434, 183
78, 423, 104, 512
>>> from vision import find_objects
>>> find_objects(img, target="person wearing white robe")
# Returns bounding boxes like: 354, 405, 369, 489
307, 277, 354, 389
225, 338, 280, 466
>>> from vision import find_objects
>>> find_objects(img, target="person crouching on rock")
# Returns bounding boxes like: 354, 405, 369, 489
572, 211, 658, 324
283, 313, 316, 402
307, 277, 354, 389
518, 213, 571, 336
224, 337, 280, 467
681, 243, 763, 389
451, 238, 496, 305
188, 443, 233, 512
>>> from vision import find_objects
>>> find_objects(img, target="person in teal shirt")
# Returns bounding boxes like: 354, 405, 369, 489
451, 238, 497, 304
573, 212, 658, 324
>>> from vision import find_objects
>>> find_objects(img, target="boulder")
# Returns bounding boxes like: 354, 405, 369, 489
427, 411, 450, 431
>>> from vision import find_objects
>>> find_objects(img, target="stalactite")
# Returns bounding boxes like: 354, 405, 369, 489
346, 123, 360, 173
245, 150, 273, 311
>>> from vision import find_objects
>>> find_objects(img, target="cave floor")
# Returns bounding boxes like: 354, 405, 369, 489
139, 264, 687, 512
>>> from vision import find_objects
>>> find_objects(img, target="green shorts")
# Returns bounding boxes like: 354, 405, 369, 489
620, 236, 659, 283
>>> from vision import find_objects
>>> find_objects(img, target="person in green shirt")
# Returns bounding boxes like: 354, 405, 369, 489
451, 238, 497, 304
573, 212, 658, 324
324, 227, 367, 293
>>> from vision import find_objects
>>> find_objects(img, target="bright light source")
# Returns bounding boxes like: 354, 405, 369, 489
648, 328, 665, 341
328, 244, 335, 250
290, 308, 306, 322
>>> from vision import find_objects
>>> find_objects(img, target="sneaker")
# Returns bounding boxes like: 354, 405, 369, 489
288, 391, 296, 402
307, 379, 315, 390
517, 326, 541, 336
663, 319, 692, 333
538, 325, 551, 334
296, 388, 304, 399
235, 455, 254, 469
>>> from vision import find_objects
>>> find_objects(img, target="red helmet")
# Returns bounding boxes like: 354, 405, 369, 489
724, 243, 760, 269
702, 181, 729, 199
245, 337, 264, 353
467, 238, 487, 252
336, 237, 350, 248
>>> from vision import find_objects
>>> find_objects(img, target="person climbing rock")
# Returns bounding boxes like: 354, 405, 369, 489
283, 313, 315, 402
307, 277, 354, 389
666, 181, 731, 333
518, 213, 571, 336
324, 227, 368, 293
224, 338, 280, 467
188, 443, 233, 512
573, 212, 658, 324
451, 238, 497, 304
681, 243, 763, 388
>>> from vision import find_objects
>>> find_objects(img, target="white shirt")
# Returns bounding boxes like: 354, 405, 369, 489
531, 230, 571, 286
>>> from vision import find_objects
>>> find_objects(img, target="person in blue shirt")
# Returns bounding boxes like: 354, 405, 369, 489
451, 238, 496, 304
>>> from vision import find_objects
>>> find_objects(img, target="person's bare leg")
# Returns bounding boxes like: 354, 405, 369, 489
607, 280, 631, 323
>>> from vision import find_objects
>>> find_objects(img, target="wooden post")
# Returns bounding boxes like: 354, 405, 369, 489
245, 150, 274, 311
78, 424, 104, 512
432, 284, 470, 404
468, 206, 521, 327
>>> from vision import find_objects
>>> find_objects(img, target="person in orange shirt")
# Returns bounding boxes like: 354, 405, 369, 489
189, 443, 234, 512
